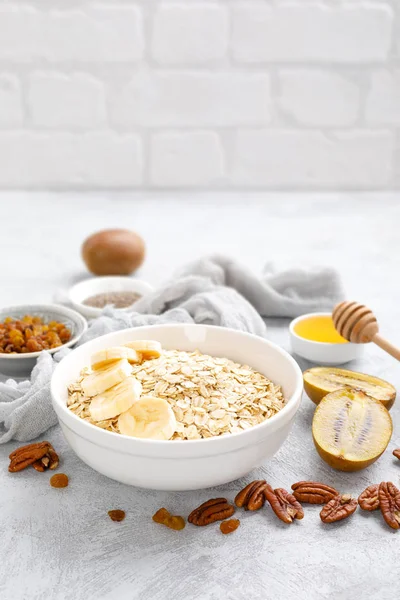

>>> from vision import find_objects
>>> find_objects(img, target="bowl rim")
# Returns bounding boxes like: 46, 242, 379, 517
0, 303, 88, 360
51, 324, 303, 448
289, 311, 352, 347
68, 276, 154, 316
68, 275, 154, 301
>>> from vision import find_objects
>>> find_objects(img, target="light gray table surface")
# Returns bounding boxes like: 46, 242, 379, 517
0, 192, 399, 600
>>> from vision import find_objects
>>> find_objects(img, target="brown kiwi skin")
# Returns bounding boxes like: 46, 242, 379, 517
312, 389, 393, 472
303, 367, 396, 410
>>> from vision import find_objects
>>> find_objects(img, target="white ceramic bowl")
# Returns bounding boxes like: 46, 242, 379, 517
68, 276, 154, 319
51, 324, 303, 491
289, 312, 364, 365
0, 304, 87, 378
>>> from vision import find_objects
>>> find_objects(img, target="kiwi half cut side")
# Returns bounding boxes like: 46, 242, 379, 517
312, 388, 393, 472
303, 367, 396, 410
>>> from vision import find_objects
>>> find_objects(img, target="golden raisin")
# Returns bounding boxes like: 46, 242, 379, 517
26, 339, 42, 352
108, 510, 126, 522
46, 331, 59, 344
152, 508, 170, 524
220, 519, 240, 534
0, 315, 71, 354
167, 516, 186, 530
152, 508, 185, 530
50, 473, 69, 488
59, 328, 71, 343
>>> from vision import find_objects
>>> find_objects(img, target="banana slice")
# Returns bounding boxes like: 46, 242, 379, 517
91, 346, 140, 370
81, 359, 132, 397
118, 396, 176, 440
90, 377, 142, 422
124, 340, 162, 361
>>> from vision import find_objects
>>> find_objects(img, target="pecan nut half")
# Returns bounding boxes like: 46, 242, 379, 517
379, 482, 400, 530
291, 481, 339, 504
264, 485, 304, 524
9, 441, 50, 461
188, 498, 235, 526
320, 494, 357, 523
358, 484, 380, 511
235, 480, 268, 511
393, 449, 400, 461
32, 448, 59, 472
8, 442, 51, 473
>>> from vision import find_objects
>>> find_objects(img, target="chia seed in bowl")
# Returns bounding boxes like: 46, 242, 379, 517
83, 291, 141, 309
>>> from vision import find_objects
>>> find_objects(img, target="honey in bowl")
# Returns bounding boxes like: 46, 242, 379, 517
293, 315, 347, 344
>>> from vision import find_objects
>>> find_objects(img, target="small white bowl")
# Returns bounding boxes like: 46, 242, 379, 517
68, 276, 154, 319
0, 304, 87, 377
289, 312, 364, 365
51, 324, 303, 491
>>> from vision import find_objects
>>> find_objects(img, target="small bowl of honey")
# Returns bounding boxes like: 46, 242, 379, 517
289, 312, 363, 365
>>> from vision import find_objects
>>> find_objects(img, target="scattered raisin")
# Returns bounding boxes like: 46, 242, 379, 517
152, 508, 170, 524
50, 473, 69, 488
168, 516, 186, 530
152, 508, 185, 530
108, 510, 126, 522
220, 519, 240, 535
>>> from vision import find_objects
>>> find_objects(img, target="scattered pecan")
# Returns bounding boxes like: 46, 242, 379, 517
379, 482, 400, 530
188, 498, 235, 526
235, 480, 268, 511
32, 448, 59, 472
152, 508, 185, 530
220, 519, 240, 534
393, 449, 400, 461
291, 481, 339, 504
8, 442, 51, 473
320, 494, 357, 524
358, 484, 380, 511
9, 441, 50, 461
108, 510, 126, 522
50, 473, 69, 488
32, 458, 48, 472
264, 485, 304, 524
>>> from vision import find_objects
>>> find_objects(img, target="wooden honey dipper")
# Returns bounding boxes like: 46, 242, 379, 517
332, 301, 400, 361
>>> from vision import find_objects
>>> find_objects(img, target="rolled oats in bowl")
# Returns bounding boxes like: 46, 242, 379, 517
67, 342, 286, 441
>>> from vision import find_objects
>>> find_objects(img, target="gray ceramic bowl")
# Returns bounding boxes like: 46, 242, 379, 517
0, 304, 87, 378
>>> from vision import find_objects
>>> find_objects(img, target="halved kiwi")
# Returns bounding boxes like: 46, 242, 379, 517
312, 388, 392, 472
303, 367, 396, 410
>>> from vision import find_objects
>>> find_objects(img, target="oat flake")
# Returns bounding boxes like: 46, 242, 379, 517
67, 349, 285, 440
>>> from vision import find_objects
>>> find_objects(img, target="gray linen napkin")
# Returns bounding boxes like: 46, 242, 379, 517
0, 256, 344, 443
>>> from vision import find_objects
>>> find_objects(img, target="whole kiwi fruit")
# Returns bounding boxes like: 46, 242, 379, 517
82, 229, 145, 276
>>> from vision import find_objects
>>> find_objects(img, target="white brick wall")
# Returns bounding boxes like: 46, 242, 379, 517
232, 131, 394, 188
0, 75, 23, 128
277, 71, 361, 127
152, 5, 228, 65
231, 4, 393, 63
28, 73, 107, 129
109, 72, 272, 127
150, 131, 224, 186
0, 0, 398, 190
